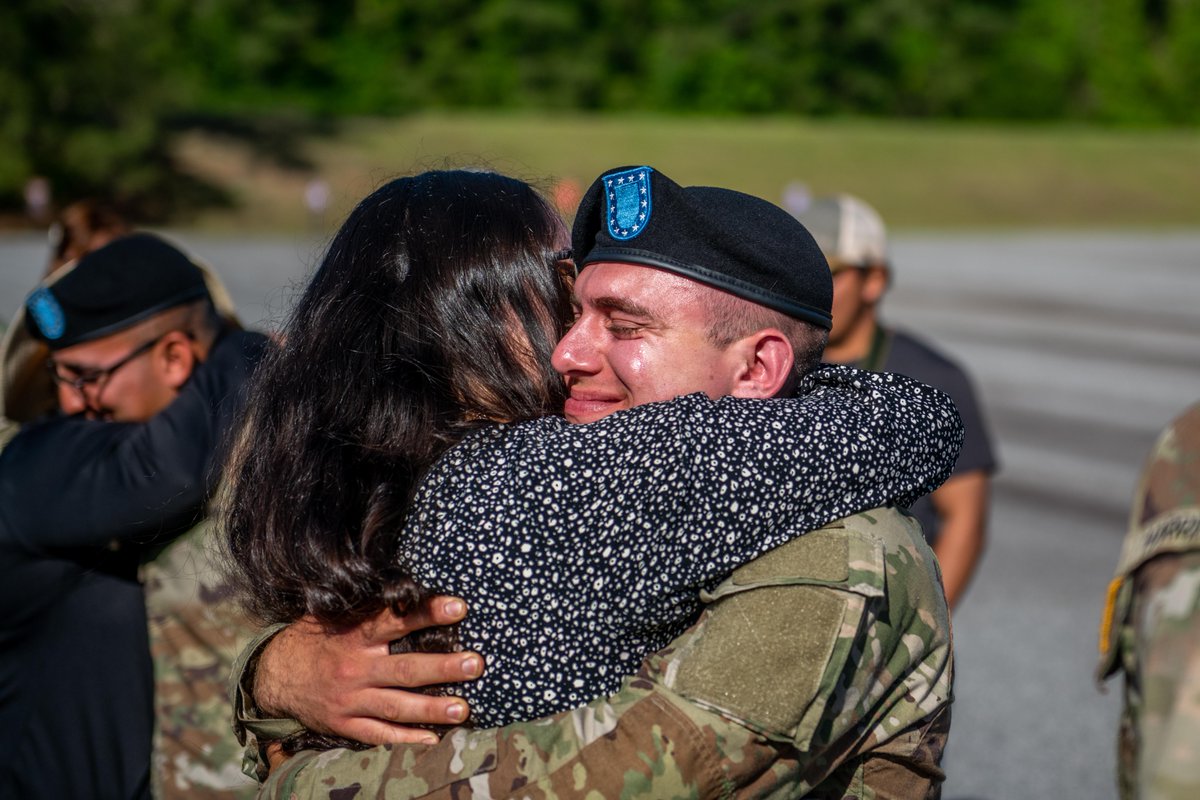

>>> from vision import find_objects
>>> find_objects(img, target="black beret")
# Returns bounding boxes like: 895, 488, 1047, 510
572, 165, 832, 329
25, 233, 211, 349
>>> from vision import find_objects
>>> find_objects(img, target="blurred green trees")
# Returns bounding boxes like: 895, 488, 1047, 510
2, 0, 1198, 216
0, 1, 177, 216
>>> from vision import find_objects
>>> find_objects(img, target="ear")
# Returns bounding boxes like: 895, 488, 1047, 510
728, 330, 795, 399
156, 331, 198, 391
861, 266, 890, 304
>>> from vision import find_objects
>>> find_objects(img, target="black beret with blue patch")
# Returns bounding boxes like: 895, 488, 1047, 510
24, 232, 211, 349
572, 165, 833, 329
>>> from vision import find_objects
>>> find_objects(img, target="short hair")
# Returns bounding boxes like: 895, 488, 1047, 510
699, 286, 828, 381
145, 297, 223, 343
97, 298, 224, 376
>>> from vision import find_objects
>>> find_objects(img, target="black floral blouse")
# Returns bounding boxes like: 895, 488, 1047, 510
398, 365, 962, 727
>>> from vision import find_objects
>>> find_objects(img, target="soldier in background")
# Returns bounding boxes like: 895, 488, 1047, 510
0, 233, 265, 798
1099, 402, 1200, 799
793, 194, 998, 609
46, 198, 132, 276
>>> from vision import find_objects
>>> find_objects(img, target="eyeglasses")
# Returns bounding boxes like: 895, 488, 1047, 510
47, 333, 168, 397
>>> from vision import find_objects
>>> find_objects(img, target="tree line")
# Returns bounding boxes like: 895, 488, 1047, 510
3, 0, 1197, 217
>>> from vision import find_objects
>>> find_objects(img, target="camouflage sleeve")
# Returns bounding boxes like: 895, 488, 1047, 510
262, 676, 793, 800
229, 622, 303, 781
1114, 550, 1200, 800
1099, 402, 1200, 679
254, 509, 952, 799
656, 508, 952, 795
146, 522, 264, 799
1099, 402, 1200, 799
232, 620, 785, 795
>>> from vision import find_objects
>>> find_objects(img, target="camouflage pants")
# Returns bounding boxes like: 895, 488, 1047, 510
1118, 550, 1200, 800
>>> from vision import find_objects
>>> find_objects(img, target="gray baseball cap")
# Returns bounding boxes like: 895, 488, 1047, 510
790, 194, 889, 273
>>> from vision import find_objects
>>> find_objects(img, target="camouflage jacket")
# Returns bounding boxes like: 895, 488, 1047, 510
145, 518, 260, 799
237, 507, 953, 799
1098, 402, 1200, 799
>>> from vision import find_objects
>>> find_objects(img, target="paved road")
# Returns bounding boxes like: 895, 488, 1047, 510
889, 232, 1200, 798
3, 230, 1199, 798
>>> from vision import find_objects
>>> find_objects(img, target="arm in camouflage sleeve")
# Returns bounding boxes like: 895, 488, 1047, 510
255, 508, 953, 799
262, 678, 784, 800
1097, 402, 1200, 798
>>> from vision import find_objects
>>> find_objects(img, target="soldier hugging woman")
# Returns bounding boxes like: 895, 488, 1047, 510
222, 168, 961, 777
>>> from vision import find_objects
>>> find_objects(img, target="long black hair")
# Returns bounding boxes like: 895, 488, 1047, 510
222, 170, 571, 635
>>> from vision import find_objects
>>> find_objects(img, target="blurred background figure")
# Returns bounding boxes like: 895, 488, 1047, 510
303, 177, 330, 229
794, 194, 998, 610
46, 198, 131, 276
1099, 401, 1200, 800
22, 177, 51, 225
551, 177, 582, 217
780, 181, 811, 219
0, 233, 264, 799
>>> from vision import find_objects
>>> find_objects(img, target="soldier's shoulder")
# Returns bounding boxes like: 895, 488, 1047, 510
838, 507, 933, 566
1147, 402, 1200, 478
835, 508, 949, 635
837, 506, 920, 536
1121, 402, 1200, 573
1166, 402, 1200, 442
720, 508, 925, 596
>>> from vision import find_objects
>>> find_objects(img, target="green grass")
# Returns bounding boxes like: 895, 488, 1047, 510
176, 112, 1200, 232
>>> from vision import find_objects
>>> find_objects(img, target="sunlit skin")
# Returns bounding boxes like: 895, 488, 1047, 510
551, 262, 775, 424
822, 261, 987, 610
823, 265, 888, 364
50, 327, 197, 422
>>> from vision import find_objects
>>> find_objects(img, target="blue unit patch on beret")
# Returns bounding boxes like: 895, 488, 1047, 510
27, 287, 66, 340
604, 166, 653, 240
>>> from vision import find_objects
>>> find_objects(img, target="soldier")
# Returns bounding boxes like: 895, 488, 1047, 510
1098, 402, 1200, 799
791, 194, 998, 609
0, 233, 266, 798
232, 166, 957, 798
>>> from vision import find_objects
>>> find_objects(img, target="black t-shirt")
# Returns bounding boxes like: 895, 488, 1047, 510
0, 329, 268, 799
868, 327, 998, 544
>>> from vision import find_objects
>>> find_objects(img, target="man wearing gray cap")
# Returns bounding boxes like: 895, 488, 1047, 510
0, 233, 264, 798
794, 194, 997, 610
236, 167, 957, 799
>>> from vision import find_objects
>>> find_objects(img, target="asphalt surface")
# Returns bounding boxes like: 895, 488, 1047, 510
3, 229, 1199, 798
888, 232, 1200, 798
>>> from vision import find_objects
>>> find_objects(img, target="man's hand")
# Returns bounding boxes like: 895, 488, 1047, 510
254, 597, 482, 745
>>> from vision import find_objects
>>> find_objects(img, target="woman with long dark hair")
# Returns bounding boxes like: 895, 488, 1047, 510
222, 169, 960, 743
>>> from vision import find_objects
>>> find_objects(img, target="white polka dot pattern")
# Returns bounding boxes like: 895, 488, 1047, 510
397, 365, 962, 728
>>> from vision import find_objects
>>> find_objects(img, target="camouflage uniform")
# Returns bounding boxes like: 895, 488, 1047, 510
145, 518, 261, 799
1099, 402, 1200, 799
236, 507, 953, 798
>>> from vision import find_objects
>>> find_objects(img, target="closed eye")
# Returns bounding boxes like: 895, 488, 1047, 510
606, 320, 644, 338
